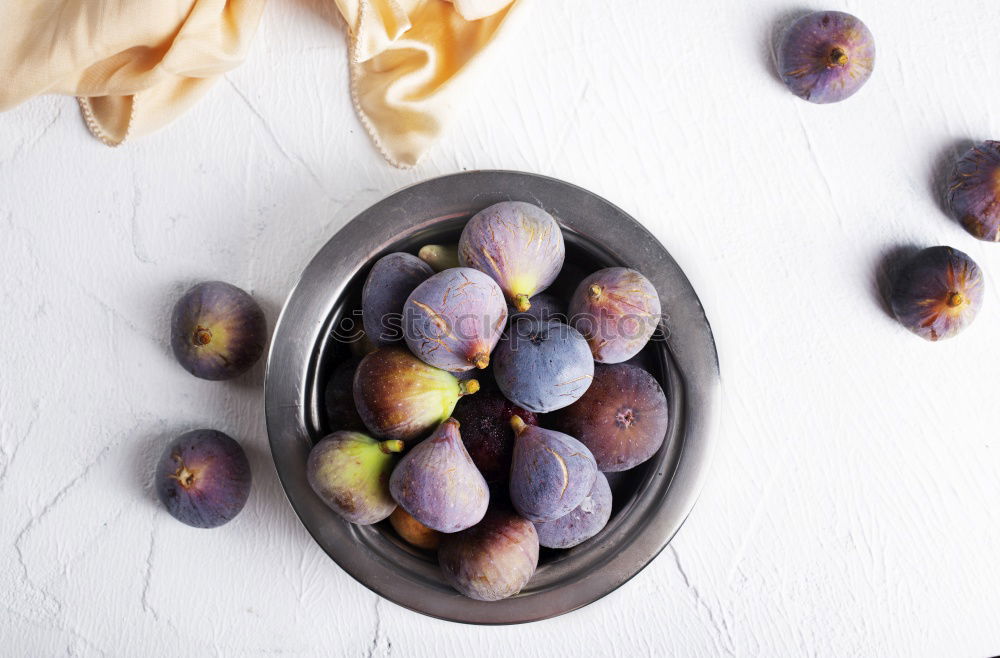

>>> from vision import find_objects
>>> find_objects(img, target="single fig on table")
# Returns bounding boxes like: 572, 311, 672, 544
777, 11, 875, 104
354, 347, 479, 442
508, 416, 598, 523
362, 252, 433, 346
458, 201, 565, 312
947, 140, 1000, 241
170, 281, 267, 380
493, 318, 594, 413
890, 246, 984, 341
389, 507, 441, 550
155, 430, 252, 529
553, 363, 669, 472
307, 431, 402, 525
389, 418, 489, 533
534, 472, 612, 549
451, 390, 539, 484
403, 267, 507, 372
438, 507, 539, 601
323, 358, 366, 432
568, 267, 661, 364
418, 244, 460, 272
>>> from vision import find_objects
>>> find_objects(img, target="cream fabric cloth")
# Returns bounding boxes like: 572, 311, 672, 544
0, 0, 521, 166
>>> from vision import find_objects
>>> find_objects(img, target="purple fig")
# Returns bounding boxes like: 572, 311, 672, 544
403, 268, 507, 372
890, 246, 984, 341
508, 291, 566, 325
389, 507, 441, 550
947, 141, 1000, 241
389, 419, 489, 533
451, 390, 539, 484
418, 244, 460, 272
438, 508, 539, 601
568, 267, 661, 364
458, 201, 565, 312
362, 252, 433, 346
553, 363, 669, 471
508, 416, 598, 523
354, 347, 479, 442
155, 430, 252, 528
307, 431, 403, 525
170, 281, 267, 380
534, 472, 612, 549
323, 358, 366, 432
777, 11, 875, 104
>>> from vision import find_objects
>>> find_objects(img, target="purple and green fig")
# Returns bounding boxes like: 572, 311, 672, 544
354, 347, 479, 442
459, 201, 565, 312
534, 472, 612, 549
389, 418, 489, 533
451, 390, 539, 484
323, 358, 366, 432
418, 244, 460, 272
170, 281, 267, 380
554, 363, 669, 472
508, 416, 598, 523
890, 246, 984, 341
403, 267, 507, 372
493, 318, 594, 413
947, 141, 1000, 241
389, 506, 441, 550
307, 431, 402, 525
777, 11, 875, 104
438, 507, 539, 601
362, 252, 433, 346
155, 430, 252, 529
569, 267, 661, 364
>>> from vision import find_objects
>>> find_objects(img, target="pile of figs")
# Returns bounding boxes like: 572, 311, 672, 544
308, 201, 670, 601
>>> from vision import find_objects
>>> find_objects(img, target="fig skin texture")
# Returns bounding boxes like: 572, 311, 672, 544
451, 390, 539, 484
403, 267, 508, 372
534, 472, 612, 549
493, 318, 594, 414
389, 506, 441, 550
554, 363, 669, 472
307, 431, 403, 525
568, 267, 661, 364
354, 347, 479, 443
508, 416, 598, 523
362, 252, 433, 347
438, 508, 539, 601
170, 281, 267, 380
947, 140, 1000, 241
508, 291, 566, 325
777, 11, 875, 104
458, 201, 565, 313
155, 430, 252, 529
389, 419, 490, 533
890, 246, 984, 341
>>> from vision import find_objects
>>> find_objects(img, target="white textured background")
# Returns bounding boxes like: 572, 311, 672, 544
3, 1, 1000, 655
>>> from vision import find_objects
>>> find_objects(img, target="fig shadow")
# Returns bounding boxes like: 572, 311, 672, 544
872, 243, 923, 320
763, 7, 814, 87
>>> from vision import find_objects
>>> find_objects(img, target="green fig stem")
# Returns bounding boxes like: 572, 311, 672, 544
379, 440, 404, 454
829, 47, 848, 67
947, 292, 964, 308
193, 327, 212, 346
459, 379, 480, 395
513, 294, 531, 312
509, 415, 527, 435
588, 284, 603, 301
472, 352, 490, 369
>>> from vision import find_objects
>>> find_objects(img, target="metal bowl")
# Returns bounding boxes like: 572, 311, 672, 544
265, 171, 720, 624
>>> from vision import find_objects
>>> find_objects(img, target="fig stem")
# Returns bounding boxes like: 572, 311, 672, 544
947, 292, 965, 308
472, 352, 490, 369
509, 415, 527, 435
588, 284, 603, 301
513, 294, 531, 312
169, 455, 197, 489
829, 47, 848, 67
379, 440, 405, 454
459, 379, 480, 395
193, 327, 212, 346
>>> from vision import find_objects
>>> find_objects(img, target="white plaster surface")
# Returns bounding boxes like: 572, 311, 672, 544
2, 1, 1000, 655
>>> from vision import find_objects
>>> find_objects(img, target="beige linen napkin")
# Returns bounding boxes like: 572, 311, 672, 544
0, 0, 521, 166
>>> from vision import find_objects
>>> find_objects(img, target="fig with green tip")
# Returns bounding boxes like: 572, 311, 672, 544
418, 244, 460, 272
307, 431, 403, 525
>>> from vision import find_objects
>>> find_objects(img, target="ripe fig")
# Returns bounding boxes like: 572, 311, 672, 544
438, 508, 539, 601
451, 390, 539, 484
493, 318, 594, 413
568, 267, 661, 364
389, 419, 489, 533
534, 472, 612, 549
323, 358, 366, 432
403, 267, 507, 372
418, 244, 460, 272
307, 431, 403, 525
890, 246, 984, 341
354, 347, 479, 442
947, 140, 1000, 241
155, 430, 252, 529
508, 416, 598, 522
389, 506, 441, 550
554, 363, 669, 472
458, 201, 565, 312
362, 252, 433, 346
777, 11, 875, 104
170, 281, 267, 380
